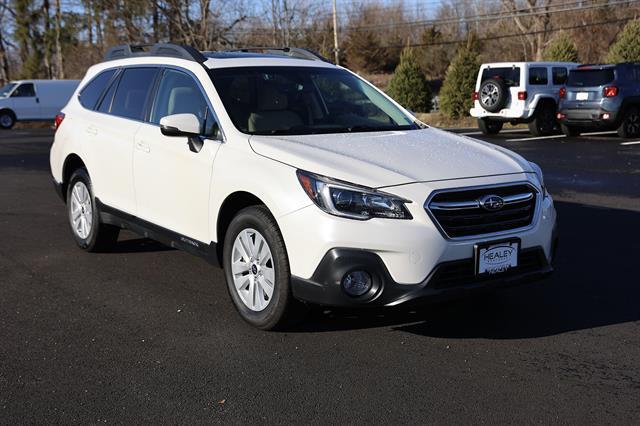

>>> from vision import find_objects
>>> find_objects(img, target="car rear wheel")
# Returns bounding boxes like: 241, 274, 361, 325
223, 205, 304, 330
528, 103, 556, 136
477, 118, 503, 135
560, 124, 580, 137
0, 111, 16, 129
67, 169, 120, 252
617, 107, 640, 138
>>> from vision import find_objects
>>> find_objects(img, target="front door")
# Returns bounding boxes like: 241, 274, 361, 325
11, 83, 40, 119
133, 68, 221, 243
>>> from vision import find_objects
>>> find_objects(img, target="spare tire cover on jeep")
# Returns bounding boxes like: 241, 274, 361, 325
479, 78, 508, 113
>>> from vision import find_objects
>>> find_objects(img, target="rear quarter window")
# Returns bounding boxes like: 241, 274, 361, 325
79, 69, 117, 109
481, 67, 520, 87
552, 67, 568, 85
529, 67, 548, 85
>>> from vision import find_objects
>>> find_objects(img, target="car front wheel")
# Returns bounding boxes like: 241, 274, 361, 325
66, 168, 120, 251
223, 206, 304, 330
0, 111, 15, 129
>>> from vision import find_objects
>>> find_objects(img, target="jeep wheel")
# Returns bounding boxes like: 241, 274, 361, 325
477, 118, 503, 135
617, 107, 640, 138
223, 206, 304, 330
560, 124, 580, 137
528, 103, 556, 136
0, 111, 15, 129
67, 169, 120, 252
479, 78, 508, 113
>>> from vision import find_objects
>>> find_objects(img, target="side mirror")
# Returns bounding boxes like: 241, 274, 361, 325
160, 113, 201, 137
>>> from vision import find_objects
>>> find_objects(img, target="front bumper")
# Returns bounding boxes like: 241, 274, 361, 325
291, 244, 555, 307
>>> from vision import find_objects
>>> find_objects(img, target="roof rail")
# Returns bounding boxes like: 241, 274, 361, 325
104, 43, 207, 63
226, 47, 331, 63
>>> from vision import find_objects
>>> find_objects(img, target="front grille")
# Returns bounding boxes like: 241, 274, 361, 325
426, 184, 538, 238
429, 247, 547, 290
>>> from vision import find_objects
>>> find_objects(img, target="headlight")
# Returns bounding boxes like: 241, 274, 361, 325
529, 161, 547, 196
296, 170, 412, 220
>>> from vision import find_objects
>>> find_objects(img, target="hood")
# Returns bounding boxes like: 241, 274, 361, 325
249, 127, 532, 188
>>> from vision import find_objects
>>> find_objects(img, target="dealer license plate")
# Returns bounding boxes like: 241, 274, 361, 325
475, 240, 519, 275
576, 92, 589, 101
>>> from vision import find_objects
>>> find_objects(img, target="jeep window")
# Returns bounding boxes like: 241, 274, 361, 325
109, 67, 159, 120
481, 67, 520, 87
529, 67, 548, 85
150, 69, 208, 125
552, 67, 568, 85
567, 69, 615, 87
210, 67, 417, 135
12, 83, 36, 97
79, 69, 117, 109
0, 83, 16, 98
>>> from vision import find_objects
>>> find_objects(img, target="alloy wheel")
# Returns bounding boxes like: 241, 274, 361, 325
69, 181, 93, 239
231, 228, 275, 312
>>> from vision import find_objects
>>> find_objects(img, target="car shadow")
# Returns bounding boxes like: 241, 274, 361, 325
288, 201, 640, 338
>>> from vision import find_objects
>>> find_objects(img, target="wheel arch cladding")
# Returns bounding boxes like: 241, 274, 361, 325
534, 96, 557, 111
216, 191, 268, 265
62, 154, 87, 200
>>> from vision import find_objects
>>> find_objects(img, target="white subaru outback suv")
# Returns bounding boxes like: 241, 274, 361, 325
470, 62, 578, 136
50, 44, 558, 329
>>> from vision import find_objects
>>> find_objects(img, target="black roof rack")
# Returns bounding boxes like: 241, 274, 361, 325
104, 43, 207, 63
224, 47, 331, 63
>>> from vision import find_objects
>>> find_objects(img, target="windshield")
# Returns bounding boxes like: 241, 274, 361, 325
210, 67, 417, 135
0, 83, 16, 98
481, 67, 521, 87
567, 69, 615, 87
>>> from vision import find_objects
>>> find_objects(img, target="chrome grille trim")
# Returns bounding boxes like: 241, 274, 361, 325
424, 182, 540, 240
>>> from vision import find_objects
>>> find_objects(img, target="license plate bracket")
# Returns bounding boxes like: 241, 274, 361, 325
474, 238, 520, 276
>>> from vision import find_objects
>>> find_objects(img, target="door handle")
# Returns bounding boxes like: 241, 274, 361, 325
135, 140, 150, 153
85, 125, 97, 136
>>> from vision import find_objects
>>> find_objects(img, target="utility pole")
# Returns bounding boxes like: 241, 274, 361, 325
332, 0, 339, 64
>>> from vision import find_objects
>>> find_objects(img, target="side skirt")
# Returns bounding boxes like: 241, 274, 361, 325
95, 198, 219, 266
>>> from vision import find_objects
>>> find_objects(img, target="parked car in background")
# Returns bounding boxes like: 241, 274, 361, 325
470, 62, 579, 136
0, 79, 80, 129
557, 63, 640, 138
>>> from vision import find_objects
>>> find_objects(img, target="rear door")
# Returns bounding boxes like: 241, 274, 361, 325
10, 83, 41, 119
133, 67, 222, 242
88, 67, 159, 215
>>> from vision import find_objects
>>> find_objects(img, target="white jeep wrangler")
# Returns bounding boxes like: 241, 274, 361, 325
470, 62, 578, 136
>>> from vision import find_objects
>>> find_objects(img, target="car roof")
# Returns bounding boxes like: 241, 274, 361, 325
481, 62, 578, 68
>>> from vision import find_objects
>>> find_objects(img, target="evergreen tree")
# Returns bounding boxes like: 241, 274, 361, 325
606, 19, 640, 63
387, 47, 432, 113
439, 37, 480, 119
543, 33, 579, 62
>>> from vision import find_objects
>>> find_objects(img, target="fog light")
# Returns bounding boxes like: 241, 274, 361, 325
341, 271, 372, 297
602, 113, 611, 120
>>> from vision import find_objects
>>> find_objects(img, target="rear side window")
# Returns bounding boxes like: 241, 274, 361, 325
96, 73, 120, 113
552, 67, 568, 85
529, 67, 548, 85
79, 70, 116, 109
481, 67, 520, 87
567, 69, 615, 87
12, 83, 36, 97
110, 68, 159, 120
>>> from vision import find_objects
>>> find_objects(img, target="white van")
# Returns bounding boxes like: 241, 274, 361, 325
0, 79, 80, 129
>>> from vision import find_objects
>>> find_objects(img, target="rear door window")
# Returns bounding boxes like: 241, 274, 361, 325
529, 67, 548, 85
567, 69, 615, 87
12, 83, 36, 97
79, 69, 116, 109
552, 67, 568, 85
481, 67, 520, 87
110, 67, 159, 120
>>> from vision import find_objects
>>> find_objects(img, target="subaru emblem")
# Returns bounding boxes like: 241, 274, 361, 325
480, 195, 505, 211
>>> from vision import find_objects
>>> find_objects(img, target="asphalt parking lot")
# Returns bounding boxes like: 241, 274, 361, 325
1, 127, 639, 423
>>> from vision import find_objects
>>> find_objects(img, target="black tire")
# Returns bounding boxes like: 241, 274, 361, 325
222, 205, 305, 330
477, 118, 503, 135
0, 110, 16, 129
617, 106, 640, 138
478, 78, 509, 113
560, 123, 580, 137
528, 102, 557, 136
66, 168, 120, 252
